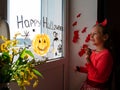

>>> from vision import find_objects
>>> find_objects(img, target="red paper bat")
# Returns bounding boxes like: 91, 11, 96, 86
72, 21, 77, 27
83, 44, 88, 49
74, 30, 79, 35
78, 44, 88, 57
77, 13, 81, 18
78, 48, 85, 57
72, 37, 78, 43
81, 27, 87, 33
85, 34, 90, 42
72, 30, 79, 43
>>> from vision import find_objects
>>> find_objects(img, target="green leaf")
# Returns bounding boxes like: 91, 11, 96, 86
1, 52, 11, 64
0, 64, 11, 82
20, 48, 26, 59
32, 69, 43, 78
20, 48, 34, 59
25, 50, 34, 58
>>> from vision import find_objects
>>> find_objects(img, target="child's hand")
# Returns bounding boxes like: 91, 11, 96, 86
85, 48, 92, 63
74, 66, 80, 72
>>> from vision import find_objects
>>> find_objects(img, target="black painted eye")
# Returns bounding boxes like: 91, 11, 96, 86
33, 29, 35, 32
39, 40, 41, 43
44, 40, 46, 43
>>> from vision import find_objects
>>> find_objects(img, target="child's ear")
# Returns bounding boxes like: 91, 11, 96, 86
103, 34, 109, 41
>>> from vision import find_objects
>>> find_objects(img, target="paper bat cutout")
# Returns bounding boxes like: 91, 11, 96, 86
85, 34, 90, 42
81, 27, 87, 33
78, 44, 88, 57
78, 48, 85, 57
77, 13, 81, 18
83, 44, 88, 49
72, 21, 77, 27
72, 30, 79, 43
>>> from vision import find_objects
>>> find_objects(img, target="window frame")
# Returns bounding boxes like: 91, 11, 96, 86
7, 0, 65, 62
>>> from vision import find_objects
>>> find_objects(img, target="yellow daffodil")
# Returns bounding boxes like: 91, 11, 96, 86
0, 35, 7, 41
14, 75, 19, 80
12, 48, 18, 55
22, 80, 30, 86
24, 55, 29, 59
13, 32, 21, 39
31, 72, 38, 79
33, 80, 39, 88
20, 71, 24, 76
0, 43, 8, 52
12, 40, 19, 46
0, 34, 43, 90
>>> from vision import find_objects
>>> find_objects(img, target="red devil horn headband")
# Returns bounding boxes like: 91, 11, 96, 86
96, 19, 107, 26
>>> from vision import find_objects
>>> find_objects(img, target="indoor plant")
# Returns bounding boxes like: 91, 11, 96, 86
0, 33, 43, 90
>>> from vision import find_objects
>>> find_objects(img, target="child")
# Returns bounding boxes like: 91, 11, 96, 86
75, 20, 113, 90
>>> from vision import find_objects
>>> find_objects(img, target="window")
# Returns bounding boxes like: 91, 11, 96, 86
7, 0, 64, 61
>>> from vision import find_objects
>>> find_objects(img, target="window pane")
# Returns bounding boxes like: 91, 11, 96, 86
7, 0, 41, 39
7, 0, 64, 61
41, 0, 63, 60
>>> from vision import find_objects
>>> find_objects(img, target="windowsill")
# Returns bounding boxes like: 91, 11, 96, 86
35, 57, 65, 71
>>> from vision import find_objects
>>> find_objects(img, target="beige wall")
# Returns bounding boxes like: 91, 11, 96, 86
69, 0, 97, 90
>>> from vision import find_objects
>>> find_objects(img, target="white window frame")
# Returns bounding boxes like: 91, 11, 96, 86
7, 0, 65, 62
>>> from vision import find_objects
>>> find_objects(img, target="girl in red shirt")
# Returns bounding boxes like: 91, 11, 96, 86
75, 21, 113, 90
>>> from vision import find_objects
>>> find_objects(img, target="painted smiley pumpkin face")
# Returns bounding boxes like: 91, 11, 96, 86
32, 34, 50, 56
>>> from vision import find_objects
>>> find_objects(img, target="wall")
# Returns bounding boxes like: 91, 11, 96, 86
0, 0, 7, 18
69, 0, 97, 90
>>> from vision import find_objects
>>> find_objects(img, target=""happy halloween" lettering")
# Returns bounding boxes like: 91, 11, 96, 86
17, 15, 63, 31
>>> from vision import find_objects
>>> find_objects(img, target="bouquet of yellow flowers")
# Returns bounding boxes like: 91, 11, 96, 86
0, 33, 43, 90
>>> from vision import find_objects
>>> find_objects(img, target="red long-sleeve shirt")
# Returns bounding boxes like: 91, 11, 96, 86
80, 49, 113, 83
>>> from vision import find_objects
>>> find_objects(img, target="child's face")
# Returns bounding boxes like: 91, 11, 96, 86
90, 26, 106, 46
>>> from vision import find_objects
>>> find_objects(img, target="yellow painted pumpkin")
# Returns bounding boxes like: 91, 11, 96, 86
32, 34, 50, 56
